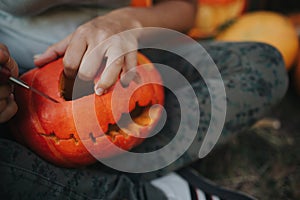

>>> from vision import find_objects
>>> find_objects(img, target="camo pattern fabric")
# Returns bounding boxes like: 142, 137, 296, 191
0, 42, 288, 199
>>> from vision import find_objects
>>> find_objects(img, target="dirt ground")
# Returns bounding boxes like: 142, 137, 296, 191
192, 82, 300, 200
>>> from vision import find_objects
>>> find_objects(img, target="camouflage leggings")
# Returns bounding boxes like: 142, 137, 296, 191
0, 42, 288, 200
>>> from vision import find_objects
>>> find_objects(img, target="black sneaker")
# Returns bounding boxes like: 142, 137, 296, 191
151, 167, 256, 200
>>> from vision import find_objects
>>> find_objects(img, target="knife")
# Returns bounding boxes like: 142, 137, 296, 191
0, 65, 59, 103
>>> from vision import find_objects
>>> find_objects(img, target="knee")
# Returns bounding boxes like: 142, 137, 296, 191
218, 41, 289, 106
207, 41, 289, 106
246, 42, 289, 105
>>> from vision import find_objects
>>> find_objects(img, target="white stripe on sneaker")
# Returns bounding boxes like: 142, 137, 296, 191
196, 188, 206, 200
212, 195, 221, 200
151, 172, 192, 200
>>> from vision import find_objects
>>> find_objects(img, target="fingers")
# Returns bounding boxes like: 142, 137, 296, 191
94, 53, 123, 95
77, 44, 106, 82
0, 94, 17, 123
0, 85, 12, 99
0, 73, 17, 123
0, 45, 18, 77
0, 44, 18, 123
34, 26, 138, 96
94, 45, 138, 95
63, 35, 88, 79
121, 51, 137, 87
0, 44, 9, 64
34, 35, 70, 67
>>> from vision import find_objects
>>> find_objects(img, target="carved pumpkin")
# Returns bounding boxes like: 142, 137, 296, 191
9, 53, 164, 168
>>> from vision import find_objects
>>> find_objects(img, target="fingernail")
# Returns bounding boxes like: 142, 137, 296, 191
95, 88, 104, 96
33, 54, 42, 60
120, 75, 129, 88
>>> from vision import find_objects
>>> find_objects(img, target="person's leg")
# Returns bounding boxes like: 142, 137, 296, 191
0, 136, 167, 200
0, 41, 288, 199
136, 41, 287, 199
133, 41, 288, 179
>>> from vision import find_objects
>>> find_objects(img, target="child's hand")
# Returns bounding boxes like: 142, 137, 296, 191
34, 0, 197, 95
0, 44, 18, 123
34, 12, 141, 95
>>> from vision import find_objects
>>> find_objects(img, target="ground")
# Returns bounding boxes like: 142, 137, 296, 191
192, 1, 300, 198
192, 82, 300, 200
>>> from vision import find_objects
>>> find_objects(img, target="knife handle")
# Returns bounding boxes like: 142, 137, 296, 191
0, 65, 11, 84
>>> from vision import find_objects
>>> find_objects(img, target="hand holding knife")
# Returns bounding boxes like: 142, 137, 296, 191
0, 65, 59, 103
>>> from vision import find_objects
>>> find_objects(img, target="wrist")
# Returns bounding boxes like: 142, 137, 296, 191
106, 7, 143, 30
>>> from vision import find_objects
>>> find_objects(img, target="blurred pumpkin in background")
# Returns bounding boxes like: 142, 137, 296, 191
216, 11, 299, 71
289, 13, 300, 95
189, 0, 247, 38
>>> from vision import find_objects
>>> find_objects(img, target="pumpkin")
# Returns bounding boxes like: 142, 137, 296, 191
9, 53, 164, 168
130, 0, 152, 7
188, 0, 247, 39
216, 11, 299, 71
289, 13, 300, 95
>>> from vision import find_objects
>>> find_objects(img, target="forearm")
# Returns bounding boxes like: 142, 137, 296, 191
106, 0, 197, 33
34, 0, 198, 92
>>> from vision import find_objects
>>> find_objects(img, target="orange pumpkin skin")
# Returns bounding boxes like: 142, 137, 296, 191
216, 11, 299, 71
130, 0, 152, 7
188, 0, 247, 39
9, 53, 164, 168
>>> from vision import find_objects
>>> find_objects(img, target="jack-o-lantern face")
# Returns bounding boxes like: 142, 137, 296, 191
9, 53, 164, 168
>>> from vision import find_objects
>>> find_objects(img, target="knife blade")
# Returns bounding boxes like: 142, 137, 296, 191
0, 65, 59, 103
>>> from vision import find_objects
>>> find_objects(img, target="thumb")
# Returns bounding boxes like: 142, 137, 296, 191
34, 36, 70, 67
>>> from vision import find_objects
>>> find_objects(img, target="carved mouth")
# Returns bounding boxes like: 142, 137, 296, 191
39, 104, 157, 145
106, 104, 153, 142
